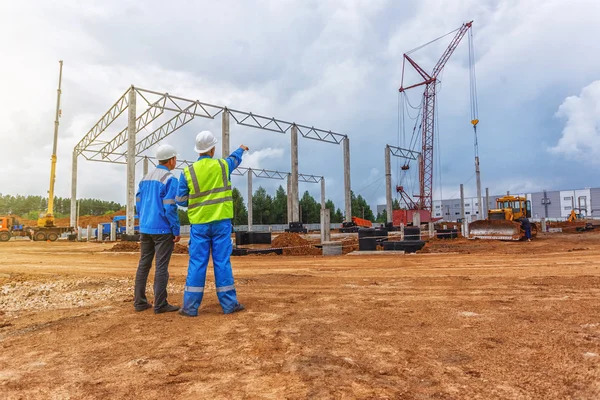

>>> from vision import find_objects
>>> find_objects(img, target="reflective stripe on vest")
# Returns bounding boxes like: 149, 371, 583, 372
184, 158, 234, 224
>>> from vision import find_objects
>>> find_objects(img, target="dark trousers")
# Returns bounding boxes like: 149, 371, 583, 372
134, 233, 174, 311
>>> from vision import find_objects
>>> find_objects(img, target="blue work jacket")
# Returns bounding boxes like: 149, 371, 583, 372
136, 165, 180, 236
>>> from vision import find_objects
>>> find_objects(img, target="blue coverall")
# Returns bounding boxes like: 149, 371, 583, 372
176, 148, 244, 315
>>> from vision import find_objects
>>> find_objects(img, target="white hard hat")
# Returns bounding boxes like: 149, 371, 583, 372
155, 144, 178, 161
194, 130, 218, 153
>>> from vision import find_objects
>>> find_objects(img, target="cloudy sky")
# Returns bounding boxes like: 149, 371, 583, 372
1, 0, 599, 213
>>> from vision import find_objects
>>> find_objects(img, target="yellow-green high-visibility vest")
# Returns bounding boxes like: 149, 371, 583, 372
184, 158, 233, 224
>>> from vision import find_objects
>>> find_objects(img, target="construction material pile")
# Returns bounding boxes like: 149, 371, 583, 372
106, 242, 189, 254
272, 233, 321, 256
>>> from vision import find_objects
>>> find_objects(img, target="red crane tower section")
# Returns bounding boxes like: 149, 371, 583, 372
398, 21, 473, 211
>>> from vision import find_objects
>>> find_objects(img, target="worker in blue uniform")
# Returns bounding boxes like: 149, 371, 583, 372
176, 130, 248, 316
134, 144, 181, 314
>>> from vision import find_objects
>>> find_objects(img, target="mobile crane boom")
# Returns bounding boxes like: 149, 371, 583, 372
39, 60, 63, 228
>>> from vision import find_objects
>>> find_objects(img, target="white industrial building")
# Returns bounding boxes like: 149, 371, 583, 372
379, 186, 600, 222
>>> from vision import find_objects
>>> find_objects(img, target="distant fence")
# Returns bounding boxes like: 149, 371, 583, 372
181, 223, 343, 235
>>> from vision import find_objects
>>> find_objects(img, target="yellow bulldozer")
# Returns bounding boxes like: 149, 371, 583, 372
468, 195, 537, 240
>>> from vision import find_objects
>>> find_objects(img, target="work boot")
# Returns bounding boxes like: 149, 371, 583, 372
226, 303, 245, 314
154, 304, 180, 314
178, 309, 197, 318
134, 303, 152, 312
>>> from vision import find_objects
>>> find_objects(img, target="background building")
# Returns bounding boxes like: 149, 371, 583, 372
378, 186, 600, 222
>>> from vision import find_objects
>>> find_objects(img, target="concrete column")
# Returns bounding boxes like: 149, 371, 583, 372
413, 211, 421, 227
320, 208, 331, 244
247, 169, 253, 231
541, 218, 547, 232
97, 224, 102, 241
485, 187, 490, 217
77, 226, 83, 241
400, 224, 405, 240
462, 219, 469, 238
143, 156, 149, 177
110, 222, 117, 241
87, 225, 92, 241
475, 154, 483, 217
428, 222, 434, 238
343, 137, 351, 222
320, 177, 326, 210
126, 86, 137, 235
385, 146, 393, 223
460, 184, 465, 220
286, 174, 292, 224
290, 125, 299, 222
70, 151, 78, 228
222, 108, 230, 157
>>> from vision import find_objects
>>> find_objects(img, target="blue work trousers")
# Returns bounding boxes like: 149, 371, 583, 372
182, 220, 239, 315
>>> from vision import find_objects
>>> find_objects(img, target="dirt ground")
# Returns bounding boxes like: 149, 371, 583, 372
1, 232, 600, 399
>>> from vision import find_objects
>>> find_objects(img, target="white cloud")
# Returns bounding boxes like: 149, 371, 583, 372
549, 80, 600, 163
242, 148, 285, 170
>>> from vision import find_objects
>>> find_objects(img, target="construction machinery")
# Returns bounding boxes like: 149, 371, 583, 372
0, 215, 72, 242
468, 195, 537, 240
0, 61, 75, 242
395, 21, 474, 212
567, 209, 583, 222
33, 60, 74, 240
340, 216, 373, 233
0, 216, 27, 242
95, 215, 139, 240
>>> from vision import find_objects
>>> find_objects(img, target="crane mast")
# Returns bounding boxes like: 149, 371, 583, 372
39, 60, 63, 228
398, 22, 472, 211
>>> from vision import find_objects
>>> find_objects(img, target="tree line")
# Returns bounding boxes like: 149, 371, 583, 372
2, 188, 396, 226
226, 185, 382, 225
0, 194, 123, 220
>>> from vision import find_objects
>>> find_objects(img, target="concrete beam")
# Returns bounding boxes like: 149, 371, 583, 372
126, 86, 137, 235
320, 208, 331, 244
290, 125, 299, 222
460, 184, 465, 220
143, 156, 149, 177
320, 177, 326, 210
286, 174, 292, 224
247, 169, 253, 231
343, 137, 351, 222
222, 108, 230, 157
70, 151, 77, 228
385, 146, 392, 223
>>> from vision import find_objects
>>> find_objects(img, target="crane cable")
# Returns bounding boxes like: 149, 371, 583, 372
469, 28, 479, 158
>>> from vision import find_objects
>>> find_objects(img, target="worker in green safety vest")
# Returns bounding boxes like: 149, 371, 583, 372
176, 130, 248, 316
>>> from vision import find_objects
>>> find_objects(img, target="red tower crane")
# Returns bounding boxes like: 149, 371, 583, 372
398, 21, 473, 211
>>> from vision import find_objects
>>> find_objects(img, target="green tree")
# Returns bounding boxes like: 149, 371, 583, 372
299, 191, 319, 223
376, 209, 388, 223
232, 187, 248, 225
392, 198, 401, 210
271, 185, 287, 224
350, 191, 375, 221
252, 186, 272, 224
333, 208, 344, 223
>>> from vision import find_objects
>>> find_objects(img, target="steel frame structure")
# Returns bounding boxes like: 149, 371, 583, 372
71, 86, 350, 233
384, 145, 421, 223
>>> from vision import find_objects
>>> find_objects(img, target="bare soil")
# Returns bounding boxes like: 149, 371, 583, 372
1, 232, 600, 399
